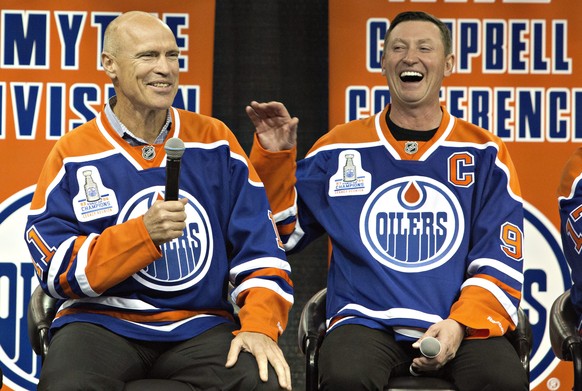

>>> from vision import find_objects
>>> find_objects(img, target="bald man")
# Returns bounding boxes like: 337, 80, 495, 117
26, 11, 293, 391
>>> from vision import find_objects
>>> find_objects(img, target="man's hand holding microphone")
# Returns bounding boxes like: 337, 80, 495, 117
410, 319, 466, 375
144, 138, 188, 247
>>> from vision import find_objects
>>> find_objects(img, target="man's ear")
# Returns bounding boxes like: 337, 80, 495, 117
101, 52, 116, 78
444, 53, 455, 77
380, 53, 386, 75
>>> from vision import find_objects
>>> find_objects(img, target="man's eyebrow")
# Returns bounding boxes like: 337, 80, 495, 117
136, 50, 159, 56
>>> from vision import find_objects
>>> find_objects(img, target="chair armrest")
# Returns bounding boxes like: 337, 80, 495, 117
550, 289, 582, 361
549, 289, 582, 391
297, 288, 327, 354
504, 307, 533, 374
298, 288, 327, 391
27, 285, 58, 360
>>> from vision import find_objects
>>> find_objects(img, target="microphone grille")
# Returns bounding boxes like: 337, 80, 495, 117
419, 337, 441, 358
165, 137, 185, 159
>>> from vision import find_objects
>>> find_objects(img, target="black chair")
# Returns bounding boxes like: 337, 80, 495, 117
298, 288, 533, 391
27, 285, 58, 363
550, 288, 582, 391
27, 282, 241, 362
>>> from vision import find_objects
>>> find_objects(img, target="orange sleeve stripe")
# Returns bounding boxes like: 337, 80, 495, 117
57, 237, 86, 299
449, 285, 517, 338
234, 286, 292, 342
239, 267, 293, 287
472, 273, 522, 301
232, 268, 293, 341
277, 222, 297, 236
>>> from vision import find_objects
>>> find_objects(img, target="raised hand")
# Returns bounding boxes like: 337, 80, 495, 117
246, 101, 299, 152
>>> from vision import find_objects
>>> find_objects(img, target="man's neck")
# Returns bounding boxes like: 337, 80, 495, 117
388, 103, 442, 131
112, 100, 168, 144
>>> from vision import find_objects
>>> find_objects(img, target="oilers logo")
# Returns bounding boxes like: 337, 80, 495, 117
117, 186, 213, 291
360, 175, 464, 272
0, 186, 41, 390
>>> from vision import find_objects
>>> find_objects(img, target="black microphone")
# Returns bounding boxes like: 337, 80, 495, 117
164, 137, 185, 201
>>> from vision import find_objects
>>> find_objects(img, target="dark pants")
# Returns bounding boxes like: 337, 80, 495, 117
38, 322, 280, 391
318, 324, 528, 391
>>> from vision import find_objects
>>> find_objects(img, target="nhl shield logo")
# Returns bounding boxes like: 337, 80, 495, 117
404, 141, 418, 155
142, 145, 156, 160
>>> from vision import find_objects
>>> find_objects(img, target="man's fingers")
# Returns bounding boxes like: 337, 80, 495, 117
245, 105, 262, 128
271, 353, 292, 390
248, 101, 290, 121
289, 116, 300, 129
225, 338, 242, 368
255, 350, 269, 382
263, 101, 289, 118
229, 332, 292, 389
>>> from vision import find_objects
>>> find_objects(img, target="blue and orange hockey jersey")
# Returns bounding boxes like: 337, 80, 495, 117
558, 147, 582, 329
251, 104, 523, 340
25, 107, 293, 342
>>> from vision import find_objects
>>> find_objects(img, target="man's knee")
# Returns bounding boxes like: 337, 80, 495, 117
319, 371, 378, 391
457, 376, 528, 391
452, 362, 528, 391
318, 357, 383, 391
253, 377, 283, 391
38, 369, 124, 391
237, 356, 281, 391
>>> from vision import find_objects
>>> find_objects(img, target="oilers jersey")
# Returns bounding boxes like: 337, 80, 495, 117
25, 107, 293, 342
251, 104, 523, 340
558, 147, 582, 329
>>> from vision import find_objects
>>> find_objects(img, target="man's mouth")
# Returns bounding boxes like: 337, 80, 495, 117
149, 82, 172, 88
400, 71, 423, 82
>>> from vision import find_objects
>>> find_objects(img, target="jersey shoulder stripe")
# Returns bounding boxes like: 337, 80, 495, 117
307, 114, 381, 155
174, 108, 262, 184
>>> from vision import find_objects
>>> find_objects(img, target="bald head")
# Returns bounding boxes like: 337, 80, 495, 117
99, 10, 180, 119
103, 12, 174, 57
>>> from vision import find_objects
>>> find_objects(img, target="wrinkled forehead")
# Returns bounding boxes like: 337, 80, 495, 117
387, 20, 442, 43
117, 20, 178, 53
